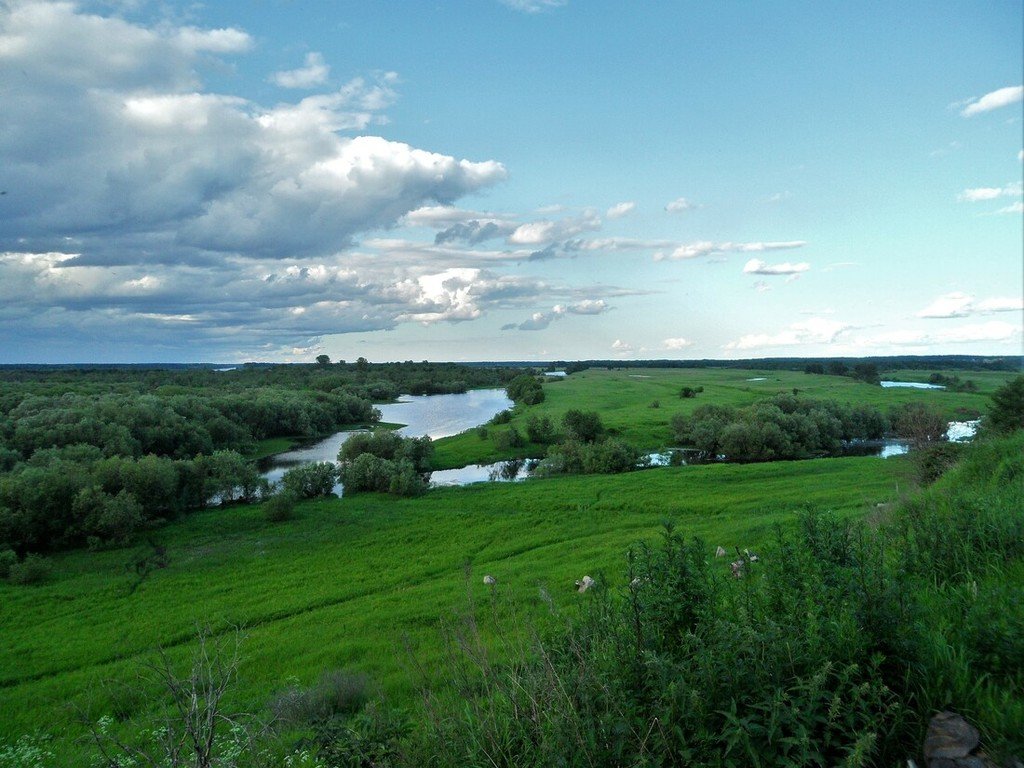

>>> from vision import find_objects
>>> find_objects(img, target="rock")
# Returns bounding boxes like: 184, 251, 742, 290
923, 712, 980, 761
730, 560, 745, 578
483, 575, 496, 585
575, 575, 595, 593
715, 546, 727, 557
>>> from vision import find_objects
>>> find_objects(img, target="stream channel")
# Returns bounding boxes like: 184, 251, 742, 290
259, 388, 979, 494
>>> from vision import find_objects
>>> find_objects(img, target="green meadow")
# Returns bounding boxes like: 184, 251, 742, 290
0, 453, 909, 762
431, 367, 1005, 468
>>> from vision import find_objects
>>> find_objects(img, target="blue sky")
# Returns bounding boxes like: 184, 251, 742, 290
0, 0, 1021, 363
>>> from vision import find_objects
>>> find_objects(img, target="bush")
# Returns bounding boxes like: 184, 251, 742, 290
561, 409, 604, 443
263, 491, 298, 522
281, 462, 337, 498
506, 374, 545, 406
0, 549, 16, 578
8, 553, 53, 585
269, 669, 371, 728
912, 441, 964, 484
986, 375, 1024, 435
493, 426, 525, 451
525, 414, 555, 444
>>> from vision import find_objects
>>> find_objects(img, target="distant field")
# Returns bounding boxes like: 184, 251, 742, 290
431, 367, 1012, 469
0, 455, 910, 764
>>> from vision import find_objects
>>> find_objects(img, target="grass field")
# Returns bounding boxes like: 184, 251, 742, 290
431, 367, 1010, 469
0, 454, 910, 763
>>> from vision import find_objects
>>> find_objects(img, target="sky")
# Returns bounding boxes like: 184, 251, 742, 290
0, 0, 1021, 364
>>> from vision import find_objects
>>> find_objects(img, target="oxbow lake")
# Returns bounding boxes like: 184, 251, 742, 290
259, 389, 981, 493
259, 388, 516, 491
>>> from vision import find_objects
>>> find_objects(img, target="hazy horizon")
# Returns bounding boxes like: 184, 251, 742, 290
1, 1, 1021, 364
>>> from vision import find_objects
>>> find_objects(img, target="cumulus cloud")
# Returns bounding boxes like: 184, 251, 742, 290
663, 337, 692, 350
606, 201, 635, 219
957, 182, 1022, 202
508, 209, 601, 245
271, 51, 330, 88
742, 258, 810, 275
665, 197, 696, 213
851, 322, 1021, 348
995, 201, 1024, 214
503, 299, 610, 331
0, 3, 506, 261
723, 318, 851, 351
917, 292, 1024, 319
654, 241, 807, 261
959, 85, 1024, 117
611, 339, 635, 353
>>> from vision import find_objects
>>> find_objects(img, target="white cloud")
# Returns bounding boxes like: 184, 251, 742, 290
656, 240, 807, 261
957, 182, 1022, 202
975, 296, 1024, 312
723, 318, 851, 351
507, 210, 601, 245
742, 258, 810, 276
996, 201, 1024, 214
611, 339, 634, 353
271, 52, 330, 89
663, 337, 692, 350
499, 0, 567, 11
664, 197, 696, 213
960, 85, 1024, 117
503, 299, 609, 331
918, 292, 1024, 318
606, 201, 635, 219
0, 4, 506, 261
917, 292, 973, 318
850, 322, 1020, 349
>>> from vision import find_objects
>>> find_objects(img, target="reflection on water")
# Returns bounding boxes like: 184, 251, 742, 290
259, 388, 513, 490
880, 380, 945, 389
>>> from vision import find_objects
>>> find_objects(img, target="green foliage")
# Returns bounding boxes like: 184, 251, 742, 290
8, 553, 53, 585
911, 441, 964, 484
264, 491, 298, 522
505, 374, 545, 406
985, 374, 1024, 435
561, 409, 604, 443
269, 669, 371, 728
492, 426, 525, 452
889, 402, 947, 442
338, 432, 433, 472
538, 437, 643, 476
672, 395, 889, 462
524, 414, 556, 444
338, 455, 426, 497
281, 463, 337, 499
0, 549, 17, 578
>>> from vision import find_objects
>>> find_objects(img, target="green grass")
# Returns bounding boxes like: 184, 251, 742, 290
247, 436, 300, 460
0, 455, 910, 763
431, 367, 1012, 469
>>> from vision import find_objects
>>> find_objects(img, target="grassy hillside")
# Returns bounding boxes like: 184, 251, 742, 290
0, 455, 909, 763
432, 367, 1008, 469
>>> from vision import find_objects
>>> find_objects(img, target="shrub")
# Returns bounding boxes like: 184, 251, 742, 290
0, 549, 16, 578
912, 441, 964, 484
493, 426, 525, 452
561, 409, 604, 443
281, 462, 337, 498
986, 375, 1024, 435
525, 414, 555, 444
8, 554, 53, 585
264, 491, 298, 522
506, 374, 545, 405
270, 669, 371, 728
